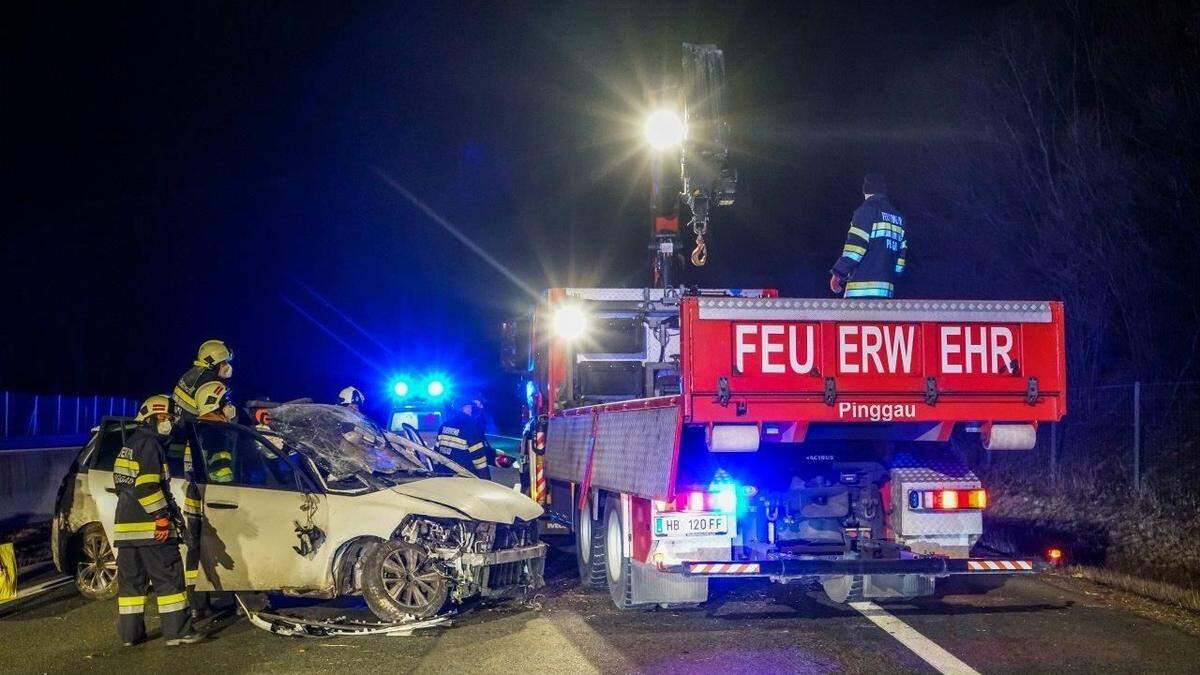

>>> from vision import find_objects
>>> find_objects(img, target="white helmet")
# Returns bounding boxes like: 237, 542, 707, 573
338, 386, 365, 407
196, 381, 236, 420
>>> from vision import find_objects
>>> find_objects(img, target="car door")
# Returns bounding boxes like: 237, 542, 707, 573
85, 419, 139, 542
190, 421, 330, 592
86, 420, 195, 548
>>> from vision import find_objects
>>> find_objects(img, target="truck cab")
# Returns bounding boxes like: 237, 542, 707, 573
513, 288, 1066, 608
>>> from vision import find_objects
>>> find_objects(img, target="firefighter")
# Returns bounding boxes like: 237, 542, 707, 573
173, 339, 234, 418
435, 394, 493, 478
182, 381, 237, 620
829, 174, 907, 299
337, 386, 365, 413
113, 395, 204, 646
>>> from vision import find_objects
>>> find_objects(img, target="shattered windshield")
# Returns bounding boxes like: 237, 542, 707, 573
267, 403, 433, 481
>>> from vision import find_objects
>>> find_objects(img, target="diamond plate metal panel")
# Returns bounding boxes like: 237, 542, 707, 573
697, 297, 1052, 324
590, 406, 680, 500
544, 414, 594, 483
890, 452, 978, 482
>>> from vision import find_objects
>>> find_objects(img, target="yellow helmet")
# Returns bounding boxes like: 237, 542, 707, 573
197, 339, 233, 368
135, 394, 174, 422
195, 381, 234, 419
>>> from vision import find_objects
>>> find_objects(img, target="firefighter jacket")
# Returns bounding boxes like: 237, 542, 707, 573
830, 194, 907, 298
436, 412, 492, 477
172, 363, 219, 417
112, 427, 180, 547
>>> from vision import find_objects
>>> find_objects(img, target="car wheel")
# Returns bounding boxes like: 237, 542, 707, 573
75, 524, 118, 600
575, 498, 607, 590
361, 540, 449, 621
604, 495, 638, 610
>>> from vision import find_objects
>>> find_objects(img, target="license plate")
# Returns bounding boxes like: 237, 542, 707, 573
653, 513, 729, 538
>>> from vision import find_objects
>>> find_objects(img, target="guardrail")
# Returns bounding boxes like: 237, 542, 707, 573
0, 391, 137, 449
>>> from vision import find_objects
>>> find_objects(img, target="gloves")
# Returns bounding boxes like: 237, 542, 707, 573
154, 516, 172, 543
494, 454, 513, 468
829, 273, 845, 294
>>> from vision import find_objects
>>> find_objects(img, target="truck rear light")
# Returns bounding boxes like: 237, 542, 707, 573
656, 485, 740, 514
908, 488, 987, 511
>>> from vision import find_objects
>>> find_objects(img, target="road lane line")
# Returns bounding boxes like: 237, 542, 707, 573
849, 601, 979, 675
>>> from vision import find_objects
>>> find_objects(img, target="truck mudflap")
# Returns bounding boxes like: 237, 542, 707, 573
675, 557, 1041, 577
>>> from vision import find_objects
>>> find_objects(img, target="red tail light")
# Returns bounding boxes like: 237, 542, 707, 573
909, 488, 987, 511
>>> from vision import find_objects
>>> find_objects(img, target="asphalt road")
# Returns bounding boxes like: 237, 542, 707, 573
2, 543, 1199, 675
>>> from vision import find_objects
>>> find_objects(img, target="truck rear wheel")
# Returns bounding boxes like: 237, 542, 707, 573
575, 498, 607, 590
604, 495, 638, 610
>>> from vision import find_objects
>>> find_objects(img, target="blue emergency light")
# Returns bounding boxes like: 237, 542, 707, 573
426, 379, 445, 398
392, 380, 410, 397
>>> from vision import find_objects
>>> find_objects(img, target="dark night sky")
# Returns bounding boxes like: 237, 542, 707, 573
4, 1, 1005, 410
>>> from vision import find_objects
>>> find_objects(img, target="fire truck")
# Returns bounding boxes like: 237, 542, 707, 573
506, 45, 1067, 608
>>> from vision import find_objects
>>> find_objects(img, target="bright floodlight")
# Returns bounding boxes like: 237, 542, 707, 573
426, 380, 446, 398
552, 306, 587, 340
392, 380, 409, 397
643, 109, 685, 150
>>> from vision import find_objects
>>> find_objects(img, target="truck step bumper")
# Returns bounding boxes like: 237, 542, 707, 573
676, 557, 1042, 578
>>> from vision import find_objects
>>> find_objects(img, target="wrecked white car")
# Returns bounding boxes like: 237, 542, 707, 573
53, 403, 546, 621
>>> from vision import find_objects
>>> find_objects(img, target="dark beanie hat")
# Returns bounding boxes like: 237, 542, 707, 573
863, 173, 887, 195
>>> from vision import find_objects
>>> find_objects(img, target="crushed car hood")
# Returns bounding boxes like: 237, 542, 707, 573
389, 477, 543, 524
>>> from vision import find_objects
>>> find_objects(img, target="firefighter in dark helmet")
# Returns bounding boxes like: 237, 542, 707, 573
173, 339, 233, 418
829, 174, 908, 299
435, 394, 494, 478
113, 394, 204, 646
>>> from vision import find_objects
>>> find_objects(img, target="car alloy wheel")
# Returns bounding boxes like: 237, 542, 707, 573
76, 526, 118, 600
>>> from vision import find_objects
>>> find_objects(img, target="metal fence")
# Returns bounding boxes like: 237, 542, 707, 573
984, 381, 1200, 500
0, 391, 139, 446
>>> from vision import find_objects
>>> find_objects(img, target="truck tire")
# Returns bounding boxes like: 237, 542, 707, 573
360, 540, 448, 621
74, 523, 118, 601
575, 498, 607, 590
604, 495, 638, 610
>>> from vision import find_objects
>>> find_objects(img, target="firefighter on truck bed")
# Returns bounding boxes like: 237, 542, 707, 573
113, 395, 204, 646
829, 174, 908, 299
436, 394, 494, 478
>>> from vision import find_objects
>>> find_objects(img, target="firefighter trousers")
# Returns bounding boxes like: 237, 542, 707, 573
184, 516, 210, 614
116, 544, 194, 642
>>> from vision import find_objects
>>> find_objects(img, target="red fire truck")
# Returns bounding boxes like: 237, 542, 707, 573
511, 290, 1065, 608
506, 45, 1067, 608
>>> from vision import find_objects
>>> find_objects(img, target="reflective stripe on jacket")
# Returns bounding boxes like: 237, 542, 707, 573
112, 428, 177, 547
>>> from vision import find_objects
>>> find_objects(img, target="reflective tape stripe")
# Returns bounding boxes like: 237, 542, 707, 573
843, 244, 867, 256
468, 442, 484, 451
185, 568, 199, 581
114, 458, 140, 473
134, 473, 161, 486
846, 281, 894, 291
210, 468, 233, 482
114, 522, 157, 533
210, 451, 232, 462
845, 288, 893, 298
437, 435, 468, 449
112, 530, 158, 542
118, 595, 146, 614
847, 226, 870, 242
157, 592, 189, 614
173, 386, 197, 407
688, 563, 761, 574
138, 491, 167, 512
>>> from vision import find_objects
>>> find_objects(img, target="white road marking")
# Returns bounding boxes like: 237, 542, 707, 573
850, 601, 980, 675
